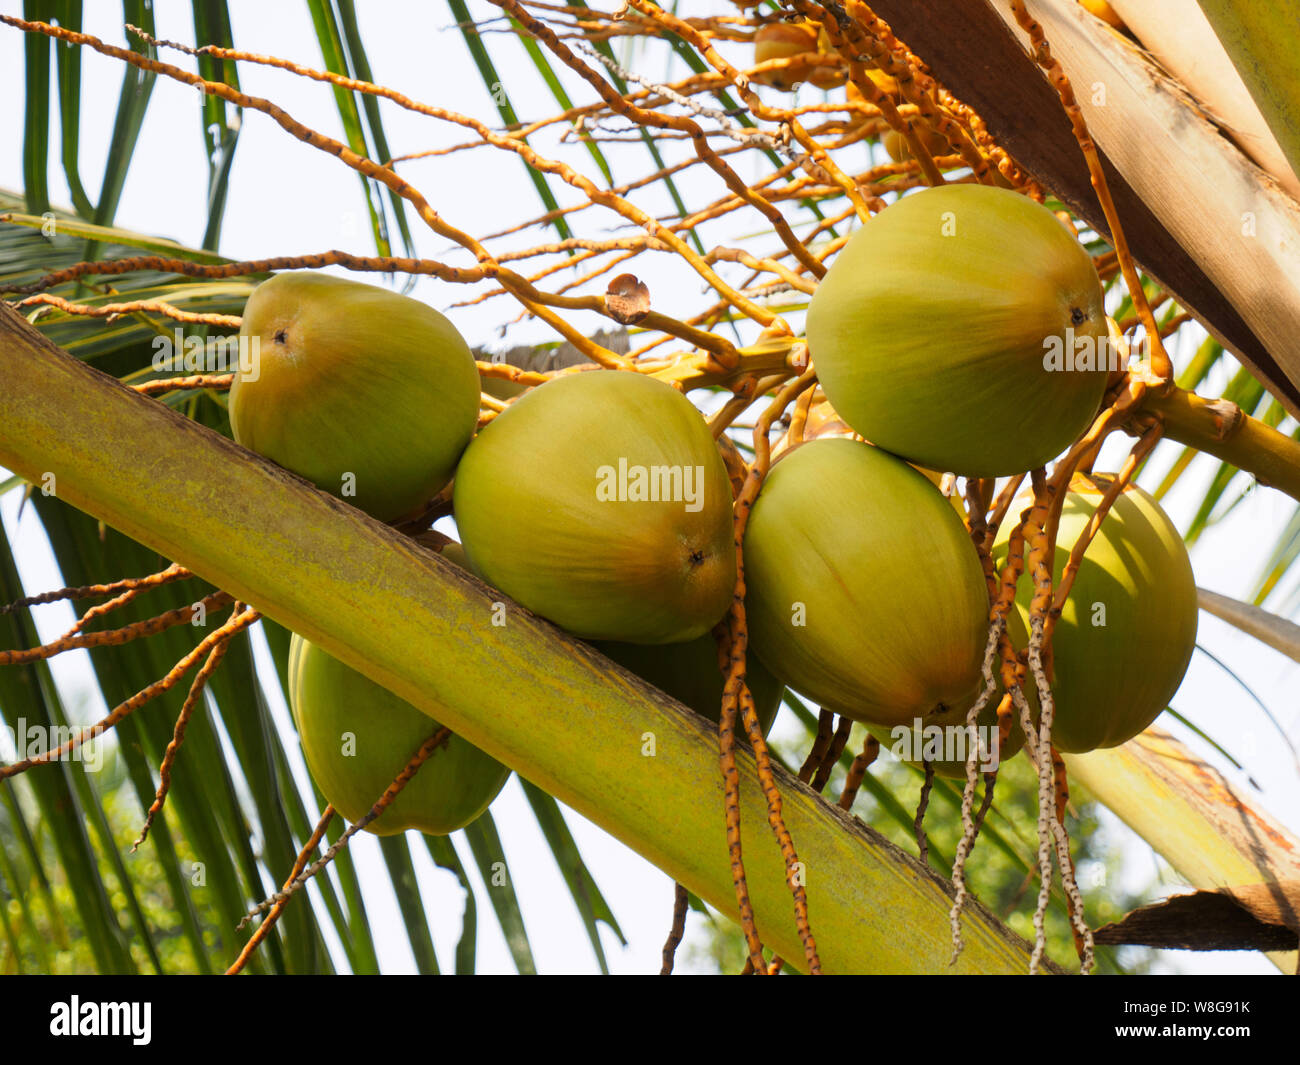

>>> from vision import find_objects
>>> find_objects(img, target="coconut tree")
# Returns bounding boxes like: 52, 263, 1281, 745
1, 0, 1298, 975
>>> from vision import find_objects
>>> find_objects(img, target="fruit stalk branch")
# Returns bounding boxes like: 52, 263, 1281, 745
811, 0, 997, 187
18, 292, 242, 327
836, 734, 879, 810
238, 726, 453, 933
659, 884, 690, 976
226, 805, 336, 977
0, 600, 253, 781
131, 374, 233, 396
0, 16, 625, 366
132, 610, 250, 850
803, 1, 946, 187
1142, 386, 1300, 502
618, 0, 871, 231
209, 0, 824, 301
0, 562, 192, 617
716, 369, 822, 973
0, 590, 233, 665
6, 244, 740, 363
61, 565, 193, 637
0, 301, 1048, 975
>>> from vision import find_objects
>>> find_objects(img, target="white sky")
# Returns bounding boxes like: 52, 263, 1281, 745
1, 0, 1296, 975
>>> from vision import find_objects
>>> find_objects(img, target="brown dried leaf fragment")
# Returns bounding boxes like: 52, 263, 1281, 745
605, 273, 651, 325
1093, 881, 1300, 951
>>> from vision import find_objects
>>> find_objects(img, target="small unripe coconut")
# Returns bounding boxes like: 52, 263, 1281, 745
744, 438, 990, 728
806, 184, 1109, 477
453, 371, 736, 644
1079, 0, 1126, 30
752, 21, 820, 90
288, 634, 510, 835
810, 23, 847, 90
993, 473, 1197, 752
591, 635, 784, 740
881, 125, 951, 163
231, 272, 480, 521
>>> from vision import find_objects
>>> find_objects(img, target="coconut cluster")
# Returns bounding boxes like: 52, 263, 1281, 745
229, 180, 1197, 830
794, 184, 1196, 767
229, 274, 771, 836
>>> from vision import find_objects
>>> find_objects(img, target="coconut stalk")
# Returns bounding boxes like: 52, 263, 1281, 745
1142, 385, 1300, 501
0, 302, 1048, 975
1064, 727, 1300, 973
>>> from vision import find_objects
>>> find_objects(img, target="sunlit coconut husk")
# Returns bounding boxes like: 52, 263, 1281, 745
454, 371, 736, 644
806, 184, 1110, 477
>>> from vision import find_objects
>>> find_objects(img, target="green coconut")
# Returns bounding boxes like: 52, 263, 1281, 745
590, 635, 784, 740
453, 370, 736, 644
806, 184, 1110, 477
744, 437, 990, 729
993, 473, 1198, 753
231, 271, 480, 521
288, 634, 509, 835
